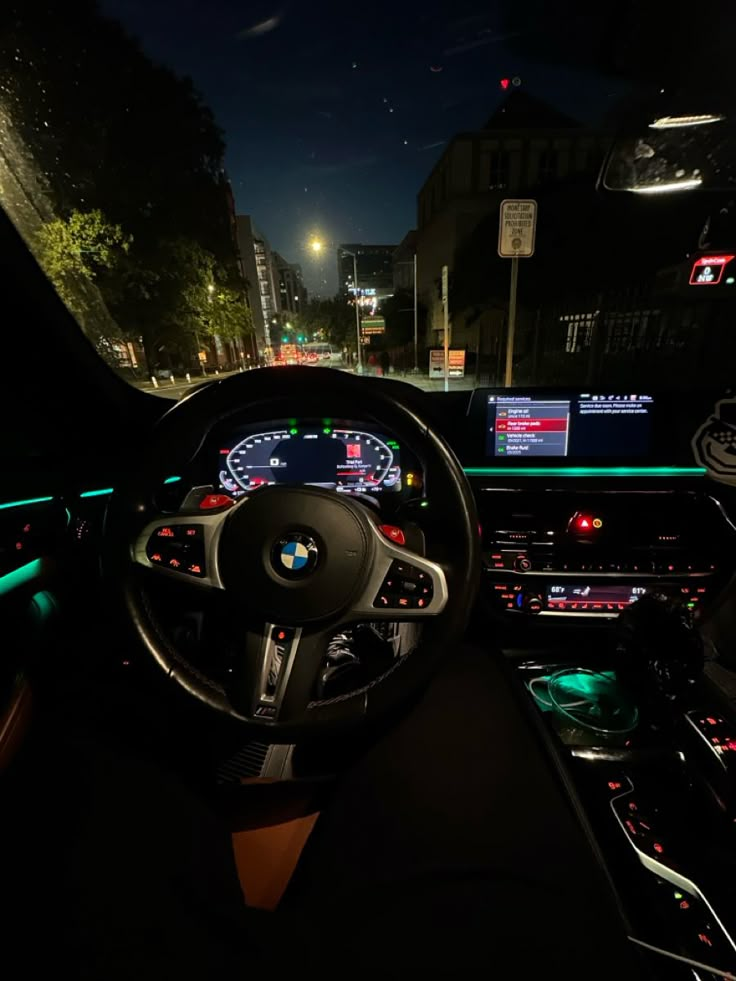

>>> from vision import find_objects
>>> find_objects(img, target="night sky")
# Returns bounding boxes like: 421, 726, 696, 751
101, 1, 626, 294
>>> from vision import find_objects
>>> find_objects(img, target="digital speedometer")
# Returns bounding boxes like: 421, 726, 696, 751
219, 427, 401, 495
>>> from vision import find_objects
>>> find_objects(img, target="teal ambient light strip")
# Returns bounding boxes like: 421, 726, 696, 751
80, 476, 181, 497
0, 495, 54, 511
0, 558, 43, 597
463, 466, 706, 478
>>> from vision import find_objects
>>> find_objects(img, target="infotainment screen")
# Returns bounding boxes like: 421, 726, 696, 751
485, 393, 654, 459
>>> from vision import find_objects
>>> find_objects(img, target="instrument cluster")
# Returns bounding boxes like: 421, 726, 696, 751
213, 421, 413, 498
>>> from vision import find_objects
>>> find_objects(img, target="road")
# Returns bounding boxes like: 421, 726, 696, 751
133, 367, 473, 400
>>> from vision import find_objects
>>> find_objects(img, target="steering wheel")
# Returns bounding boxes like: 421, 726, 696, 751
106, 367, 479, 737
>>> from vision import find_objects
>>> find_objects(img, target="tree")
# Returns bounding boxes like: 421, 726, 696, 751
35, 208, 132, 352
203, 286, 254, 346
1, 1, 242, 370
293, 297, 355, 349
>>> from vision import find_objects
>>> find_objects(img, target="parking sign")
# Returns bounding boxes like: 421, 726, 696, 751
498, 199, 537, 257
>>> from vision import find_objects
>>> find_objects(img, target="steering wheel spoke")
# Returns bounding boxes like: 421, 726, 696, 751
132, 511, 227, 588
231, 623, 332, 723
349, 523, 448, 621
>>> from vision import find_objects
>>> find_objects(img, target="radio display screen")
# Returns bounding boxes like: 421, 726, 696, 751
486, 392, 654, 459
545, 583, 646, 612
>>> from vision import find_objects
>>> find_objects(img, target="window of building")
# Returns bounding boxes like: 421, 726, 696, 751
488, 150, 509, 190
605, 309, 660, 353
561, 312, 596, 353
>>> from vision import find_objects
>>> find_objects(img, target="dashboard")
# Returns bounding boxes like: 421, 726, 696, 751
215, 424, 403, 497
3, 384, 726, 642
134, 387, 732, 636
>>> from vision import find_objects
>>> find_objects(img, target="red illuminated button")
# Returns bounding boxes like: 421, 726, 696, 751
379, 524, 406, 546
200, 494, 235, 510
157, 527, 175, 538
570, 512, 602, 533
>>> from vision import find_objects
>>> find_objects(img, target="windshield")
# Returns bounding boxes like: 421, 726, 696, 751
1, 2, 734, 396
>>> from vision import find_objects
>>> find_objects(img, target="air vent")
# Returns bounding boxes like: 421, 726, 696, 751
216, 741, 270, 783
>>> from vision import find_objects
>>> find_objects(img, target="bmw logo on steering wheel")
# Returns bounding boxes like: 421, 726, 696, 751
273, 532, 319, 578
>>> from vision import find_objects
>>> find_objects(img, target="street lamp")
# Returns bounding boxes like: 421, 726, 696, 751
309, 238, 363, 375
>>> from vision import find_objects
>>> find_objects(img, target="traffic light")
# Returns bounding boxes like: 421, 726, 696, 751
297, 334, 305, 342
282, 335, 288, 343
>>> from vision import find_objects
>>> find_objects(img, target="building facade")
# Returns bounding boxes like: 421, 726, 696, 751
393, 230, 417, 292
415, 91, 608, 355
273, 252, 307, 318
236, 215, 280, 353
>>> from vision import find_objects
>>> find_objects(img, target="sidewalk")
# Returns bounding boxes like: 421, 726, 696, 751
131, 368, 246, 398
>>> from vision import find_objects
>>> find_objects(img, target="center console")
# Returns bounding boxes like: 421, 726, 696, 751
462, 387, 736, 977
516, 646, 736, 979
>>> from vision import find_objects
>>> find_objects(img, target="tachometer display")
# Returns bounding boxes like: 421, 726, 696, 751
220, 427, 401, 495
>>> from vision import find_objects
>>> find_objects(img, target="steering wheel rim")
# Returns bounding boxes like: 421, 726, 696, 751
105, 367, 479, 737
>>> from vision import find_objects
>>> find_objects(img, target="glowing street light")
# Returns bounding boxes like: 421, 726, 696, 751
306, 236, 362, 374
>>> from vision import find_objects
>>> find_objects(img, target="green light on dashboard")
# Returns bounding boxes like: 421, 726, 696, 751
0, 495, 54, 511
323, 427, 332, 435
387, 440, 400, 449
289, 427, 298, 435
79, 487, 114, 498
463, 467, 706, 478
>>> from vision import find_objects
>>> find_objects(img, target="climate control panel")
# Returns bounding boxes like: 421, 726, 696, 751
489, 579, 709, 618
478, 489, 729, 622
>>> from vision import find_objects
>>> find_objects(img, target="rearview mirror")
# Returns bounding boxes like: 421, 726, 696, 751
601, 115, 736, 194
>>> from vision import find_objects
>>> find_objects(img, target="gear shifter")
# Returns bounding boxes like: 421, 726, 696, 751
615, 592, 704, 715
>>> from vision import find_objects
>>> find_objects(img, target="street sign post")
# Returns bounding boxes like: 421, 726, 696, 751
448, 349, 465, 377
429, 349, 444, 378
441, 264, 449, 393
360, 316, 385, 336
498, 199, 537, 387
429, 348, 466, 379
